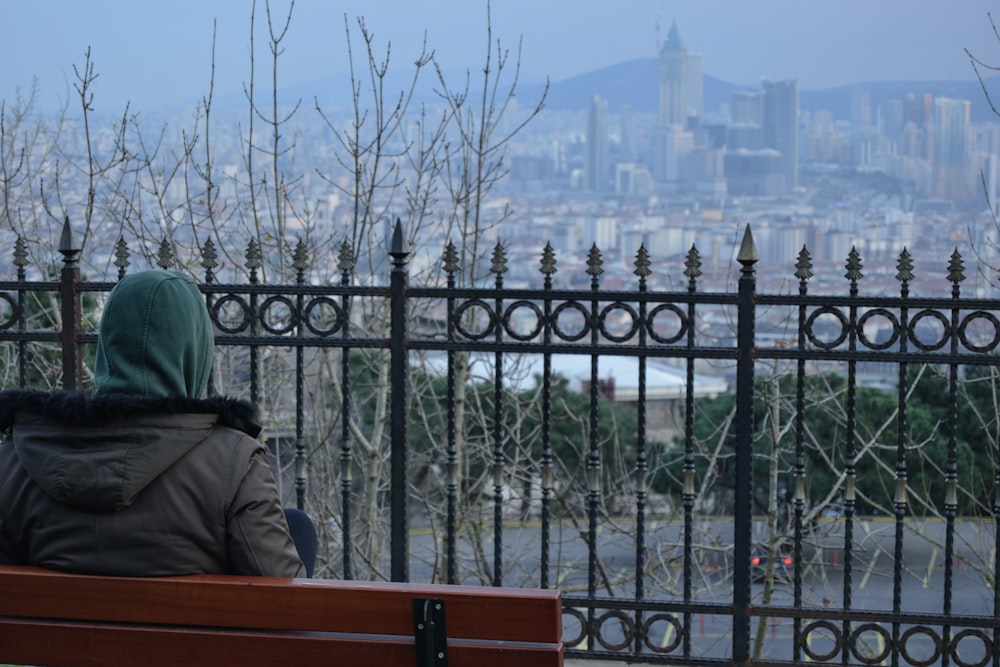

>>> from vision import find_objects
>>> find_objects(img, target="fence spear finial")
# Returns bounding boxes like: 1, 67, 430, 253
737, 224, 758, 267
390, 218, 408, 258
58, 216, 80, 265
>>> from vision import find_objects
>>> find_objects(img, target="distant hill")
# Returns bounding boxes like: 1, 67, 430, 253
515, 57, 1000, 123
256, 57, 1000, 124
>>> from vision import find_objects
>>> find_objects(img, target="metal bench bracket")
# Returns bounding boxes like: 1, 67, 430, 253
412, 597, 447, 667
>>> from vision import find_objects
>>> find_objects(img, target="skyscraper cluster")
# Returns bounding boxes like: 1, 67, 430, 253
583, 21, 800, 200
575, 21, 985, 208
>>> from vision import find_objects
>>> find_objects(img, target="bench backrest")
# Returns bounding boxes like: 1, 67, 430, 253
0, 566, 563, 666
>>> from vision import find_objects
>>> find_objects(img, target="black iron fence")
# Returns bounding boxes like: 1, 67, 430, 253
3, 216, 1000, 666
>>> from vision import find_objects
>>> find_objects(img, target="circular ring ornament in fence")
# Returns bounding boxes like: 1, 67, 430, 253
453, 299, 498, 341
303, 297, 345, 336
958, 311, 1000, 353
641, 613, 682, 653
857, 309, 900, 351
805, 307, 850, 350
800, 620, 842, 662
258, 295, 299, 335
907, 309, 951, 352
561, 607, 587, 649
502, 300, 544, 342
849, 623, 891, 665
950, 628, 992, 667
599, 302, 639, 343
898, 625, 941, 667
551, 301, 590, 342
210, 294, 252, 334
0, 293, 19, 330
593, 610, 635, 652
646, 304, 688, 345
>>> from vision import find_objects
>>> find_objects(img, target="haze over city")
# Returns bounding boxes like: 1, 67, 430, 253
1, 1, 998, 112
2, 0, 1000, 297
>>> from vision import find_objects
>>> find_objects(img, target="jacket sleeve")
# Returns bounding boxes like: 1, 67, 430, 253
225, 446, 306, 578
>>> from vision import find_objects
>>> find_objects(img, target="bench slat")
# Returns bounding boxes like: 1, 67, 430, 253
0, 566, 563, 666
0, 619, 563, 667
0, 566, 560, 644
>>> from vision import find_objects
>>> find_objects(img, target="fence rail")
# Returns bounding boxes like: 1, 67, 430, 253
3, 216, 1000, 666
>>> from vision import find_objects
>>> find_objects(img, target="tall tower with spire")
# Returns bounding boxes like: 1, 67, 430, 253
655, 21, 700, 184
658, 21, 688, 127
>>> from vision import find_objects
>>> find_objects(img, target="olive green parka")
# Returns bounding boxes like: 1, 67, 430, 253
0, 270, 304, 577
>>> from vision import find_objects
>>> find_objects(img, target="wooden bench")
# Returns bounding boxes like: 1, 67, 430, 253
0, 565, 563, 666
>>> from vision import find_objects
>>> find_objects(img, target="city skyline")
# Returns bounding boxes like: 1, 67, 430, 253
1, 1, 997, 114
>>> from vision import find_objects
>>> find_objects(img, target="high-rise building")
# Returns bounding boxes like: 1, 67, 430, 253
762, 78, 799, 191
933, 97, 971, 168
932, 97, 975, 202
729, 90, 764, 150
851, 89, 872, 130
585, 95, 610, 191
686, 51, 704, 122
658, 21, 688, 127
731, 91, 763, 126
655, 21, 699, 183
620, 104, 636, 162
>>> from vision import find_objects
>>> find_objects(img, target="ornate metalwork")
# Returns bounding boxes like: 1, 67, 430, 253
338, 238, 356, 273
794, 245, 813, 282
633, 244, 651, 279
441, 241, 459, 274
245, 238, 262, 274
200, 238, 217, 282
586, 243, 604, 278
896, 247, 914, 283
845, 246, 863, 282
9, 223, 1000, 667
12, 237, 28, 269
490, 241, 507, 276
292, 238, 309, 273
949, 248, 965, 285
540, 242, 556, 276
0, 293, 20, 330
684, 245, 702, 279
156, 236, 173, 269
110, 237, 128, 280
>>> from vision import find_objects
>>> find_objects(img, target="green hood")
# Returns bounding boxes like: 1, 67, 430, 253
94, 270, 214, 398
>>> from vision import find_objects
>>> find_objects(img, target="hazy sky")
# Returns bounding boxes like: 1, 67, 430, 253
2, 1, 998, 112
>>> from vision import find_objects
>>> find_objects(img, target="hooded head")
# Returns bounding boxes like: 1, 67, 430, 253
94, 270, 214, 398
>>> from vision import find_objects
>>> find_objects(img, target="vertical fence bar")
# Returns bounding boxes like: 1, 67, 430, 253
633, 245, 650, 654
842, 247, 863, 665
585, 244, 604, 650
491, 242, 507, 587
683, 244, 701, 659
13, 238, 28, 388
732, 225, 758, 667
389, 219, 410, 583
293, 240, 308, 511
442, 243, 458, 585
58, 217, 82, 391
200, 239, 217, 396
247, 241, 261, 414
339, 240, 356, 581
540, 243, 557, 590
891, 250, 913, 667
942, 250, 964, 667
793, 247, 813, 663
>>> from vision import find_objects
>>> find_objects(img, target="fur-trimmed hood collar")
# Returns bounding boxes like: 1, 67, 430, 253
0, 390, 261, 438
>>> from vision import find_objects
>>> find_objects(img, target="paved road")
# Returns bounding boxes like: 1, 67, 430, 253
410, 516, 997, 663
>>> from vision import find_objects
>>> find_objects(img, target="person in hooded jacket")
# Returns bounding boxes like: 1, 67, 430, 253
0, 269, 305, 577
